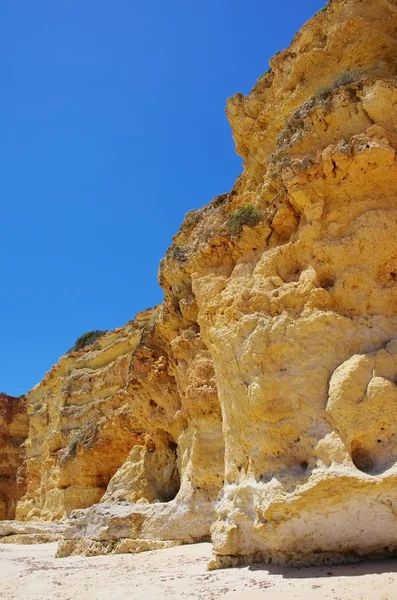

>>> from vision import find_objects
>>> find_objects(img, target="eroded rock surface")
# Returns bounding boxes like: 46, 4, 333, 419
4, 0, 397, 567
16, 309, 223, 529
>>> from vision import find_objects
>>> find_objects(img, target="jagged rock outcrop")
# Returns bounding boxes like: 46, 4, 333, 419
4, 0, 397, 568
12, 304, 223, 554
16, 309, 223, 525
16, 322, 146, 521
0, 394, 28, 520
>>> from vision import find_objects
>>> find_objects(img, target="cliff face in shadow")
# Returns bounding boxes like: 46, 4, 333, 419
4, 0, 397, 567
0, 394, 28, 520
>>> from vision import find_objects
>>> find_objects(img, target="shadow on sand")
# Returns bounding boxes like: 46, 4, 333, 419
244, 557, 397, 580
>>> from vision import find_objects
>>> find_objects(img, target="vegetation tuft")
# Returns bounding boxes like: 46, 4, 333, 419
229, 205, 261, 235
315, 70, 362, 99
67, 330, 107, 353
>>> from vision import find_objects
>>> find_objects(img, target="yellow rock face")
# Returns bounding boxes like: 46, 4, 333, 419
16, 312, 223, 524
5, 0, 397, 567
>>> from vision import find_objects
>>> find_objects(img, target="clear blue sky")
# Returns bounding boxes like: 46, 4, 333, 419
2, 0, 324, 396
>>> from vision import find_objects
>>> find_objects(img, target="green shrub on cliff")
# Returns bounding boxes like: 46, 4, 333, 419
315, 70, 362, 99
229, 205, 261, 235
67, 330, 107, 353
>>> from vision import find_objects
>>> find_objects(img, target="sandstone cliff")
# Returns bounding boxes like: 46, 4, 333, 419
16, 309, 222, 527
3, 0, 397, 567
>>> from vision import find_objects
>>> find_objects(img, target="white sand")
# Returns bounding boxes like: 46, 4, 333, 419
0, 542, 397, 599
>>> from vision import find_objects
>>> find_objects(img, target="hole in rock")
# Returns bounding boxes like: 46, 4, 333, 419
151, 436, 181, 503
279, 261, 301, 283
159, 484, 180, 503
318, 275, 335, 290
351, 444, 374, 473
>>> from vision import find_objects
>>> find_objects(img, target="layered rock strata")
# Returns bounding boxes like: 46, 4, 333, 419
4, 0, 397, 567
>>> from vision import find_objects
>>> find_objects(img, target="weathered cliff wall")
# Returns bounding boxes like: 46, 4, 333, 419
59, 0, 397, 564
13, 299, 223, 554
16, 308, 223, 526
4, 0, 397, 567
0, 394, 28, 520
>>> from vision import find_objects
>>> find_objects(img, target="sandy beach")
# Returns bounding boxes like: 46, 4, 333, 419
0, 542, 396, 600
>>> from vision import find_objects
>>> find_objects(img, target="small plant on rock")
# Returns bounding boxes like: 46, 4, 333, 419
67, 330, 108, 353
332, 70, 360, 87
315, 69, 362, 99
229, 205, 261, 235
